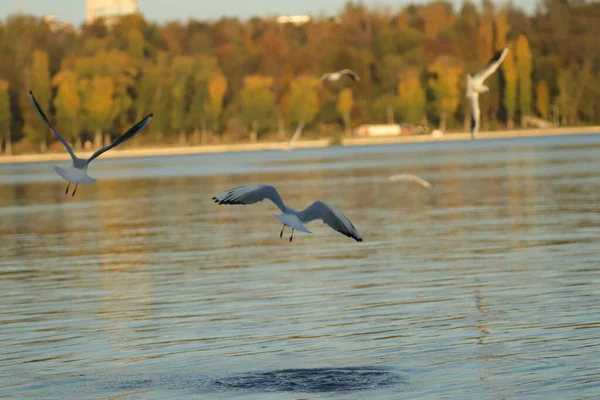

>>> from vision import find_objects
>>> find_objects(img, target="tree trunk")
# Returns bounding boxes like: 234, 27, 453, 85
507, 119, 514, 129
93, 130, 102, 149
277, 115, 285, 140
75, 137, 83, 150
4, 131, 11, 155
439, 112, 447, 132
178, 131, 187, 145
103, 133, 111, 147
386, 106, 394, 124
250, 121, 258, 142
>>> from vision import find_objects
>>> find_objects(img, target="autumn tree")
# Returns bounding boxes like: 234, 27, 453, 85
0, 79, 11, 154
428, 56, 463, 131
337, 88, 354, 135
188, 56, 219, 141
396, 67, 426, 124
52, 68, 81, 148
502, 44, 518, 128
536, 80, 550, 120
515, 35, 532, 126
207, 72, 228, 133
82, 76, 115, 140
240, 75, 275, 141
286, 75, 320, 128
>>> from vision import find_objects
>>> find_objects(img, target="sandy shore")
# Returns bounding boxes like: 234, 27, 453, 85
0, 126, 598, 164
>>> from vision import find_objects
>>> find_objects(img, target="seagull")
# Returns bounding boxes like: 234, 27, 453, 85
466, 47, 508, 139
212, 184, 362, 242
285, 122, 305, 151
30, 91, 153, 196
388, 174, 431, 188
319, 69, 360, 83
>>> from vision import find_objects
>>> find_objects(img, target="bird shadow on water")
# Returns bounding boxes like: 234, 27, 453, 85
214, 366, 405, 393
84, 366, 405, 397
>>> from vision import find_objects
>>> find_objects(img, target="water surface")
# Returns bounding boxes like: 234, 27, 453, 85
1, 134, 599, 399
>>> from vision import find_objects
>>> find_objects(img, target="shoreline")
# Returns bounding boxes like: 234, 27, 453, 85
0, 126, 598, 164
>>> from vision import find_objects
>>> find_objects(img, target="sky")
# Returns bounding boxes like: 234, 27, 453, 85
1, 0, 539, 25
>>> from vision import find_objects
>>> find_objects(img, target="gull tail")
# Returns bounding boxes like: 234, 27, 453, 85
54, 166, 97, 184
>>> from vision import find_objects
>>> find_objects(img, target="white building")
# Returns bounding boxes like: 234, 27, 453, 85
86, 0, 139, 25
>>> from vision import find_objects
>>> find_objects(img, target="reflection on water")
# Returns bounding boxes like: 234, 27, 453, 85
1, 134, 600, 399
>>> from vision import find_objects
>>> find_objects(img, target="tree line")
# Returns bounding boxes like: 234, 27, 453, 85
0, 0, 598, 153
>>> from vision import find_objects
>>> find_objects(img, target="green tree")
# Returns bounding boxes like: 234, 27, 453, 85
0, 79, 11, 154
52, 68, 81, 147
337, 88, 354, 135
515, 34, 532, 126
240, 75, 275, 141
536, 80, 550, 120
428, 56, 463, 131
396, 67, 426, 124
502, 44, 518, 128
287, 75, 320, 127
169, 56, 194, 143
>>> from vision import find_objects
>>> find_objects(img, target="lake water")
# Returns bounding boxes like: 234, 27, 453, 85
1, 134, 599, 399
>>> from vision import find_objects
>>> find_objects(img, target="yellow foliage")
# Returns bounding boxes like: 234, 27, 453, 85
419, 1, 457, 37
243, 75, 273, 90
536, 81, 550, 119
494, 11, 510, 50
337, 88, 354, 116
397, 67, 426, 124
428, 56, 463, 117
208, 72, 228, 119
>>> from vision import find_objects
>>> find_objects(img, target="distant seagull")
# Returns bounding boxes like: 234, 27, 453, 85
30, 91, 153, 196
319, 69, 360, 83
466, 47, 508, 139
212, 184, 362, 242
388, 174, 431, 188
285, 122, 305, 151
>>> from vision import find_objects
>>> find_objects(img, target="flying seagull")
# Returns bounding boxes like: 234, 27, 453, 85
212, 184, 362, 242
285, 122, 305, 151
319, 69, 360, 83
466, 47, 508, 139
30, 91, 153, 196
388, 174, 432, 188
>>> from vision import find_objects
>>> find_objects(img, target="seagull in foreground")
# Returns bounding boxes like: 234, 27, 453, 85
466, 47, 508, 139
319, 69, 360, 83
388, 174, 432, 188
285, 122, 305, 151
30, 91, 153, 196
212, 184, 362, 242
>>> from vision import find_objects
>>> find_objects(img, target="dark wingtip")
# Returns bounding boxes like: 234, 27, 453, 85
148, 113, 154, 117
29, 90, 33, 95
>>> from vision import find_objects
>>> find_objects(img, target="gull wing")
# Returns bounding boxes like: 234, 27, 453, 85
340, 69, 360, 82
469, 92, 480, 139
319, 73, 330, 82
388, 174, 431, 188
212, 184, 287, 213
87, 114, 153, 163
299, 200, 362, 242
287, 122, 305, 148
29, 91, 77, 161
473, 47, 508, 83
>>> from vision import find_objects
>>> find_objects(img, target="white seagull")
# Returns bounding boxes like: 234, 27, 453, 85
212, 184, 363, 242
466, 47, 508, 139
30, 91, 153, 196
319, 69, 360, 83
388, 174, 432, 188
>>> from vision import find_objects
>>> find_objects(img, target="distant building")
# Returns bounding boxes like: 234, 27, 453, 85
354, 124, 402, 137
276, 15, 311, 25
86, 0, 139, 25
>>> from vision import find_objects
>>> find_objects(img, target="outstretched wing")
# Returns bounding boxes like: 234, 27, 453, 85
388, 174, 431, 188
212, 184, 286, 213
473, 47, 508, 83
340, 69, 360, 82
469, 92, 480, 139
299, 200, 362, 242
319, 73, 330, 82
29, 91, 77, 161
87, 114, 153, 163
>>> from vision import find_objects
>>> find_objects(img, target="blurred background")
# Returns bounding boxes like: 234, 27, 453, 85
0, 0, 598, 154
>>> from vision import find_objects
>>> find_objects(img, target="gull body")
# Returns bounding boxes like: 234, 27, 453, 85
466, 48, 508, 139
212, 184, 362, 242
319, 69, 360, 83
29, 91, 153, 196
